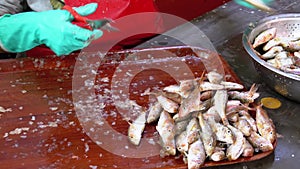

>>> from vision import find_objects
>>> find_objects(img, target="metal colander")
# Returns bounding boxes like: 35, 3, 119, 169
243, 13, 300, 102
247, 13, 300, 40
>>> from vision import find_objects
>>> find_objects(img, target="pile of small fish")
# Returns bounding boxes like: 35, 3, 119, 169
252, 27, 300, 76
127, 71, 276, 169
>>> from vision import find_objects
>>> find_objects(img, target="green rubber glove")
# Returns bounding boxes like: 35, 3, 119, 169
0, 3, 103, 56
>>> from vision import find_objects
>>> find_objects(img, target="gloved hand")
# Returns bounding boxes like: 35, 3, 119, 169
234, 0, 273, 11
0, 3, 103, 56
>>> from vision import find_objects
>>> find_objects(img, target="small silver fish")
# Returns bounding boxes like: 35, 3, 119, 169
200, 91, 214, 101
276, 51, 289, 59
157, 95, 179, 113
226, 100, 252, 115
186, 118, 200, 144
198, 81, 244, 91
253, 27, 276, 48
239, 110, 257, 132
247, 131, 273, 152
220, 81, 244, 90
199, 82, 225, 91
263, 38, 282, 51
282, 39, 300, 51
163, 85, 181, 94
242, 140, 254, 157
128, 112, 146, 146
268, 58, 293, 69
213, 90, 229, 126
175, 131, 189, 153
203, 106, 221, 122
264, 37, 300, 51
156, 110, 176, 156
228, 84, 259, 104
179, 79, 197, 98
208, 117, 234, 144
187, 139, 206, 169
226, 125, 246, 161
256, 105, 276, 144
174, 119, 189, 136
178, 87, 201, 118
162, 91, 182, 104
227, 113, 239, 122
293, 51, 300, 66
280, 66, 300, 75
261, 46, 283, 59
210, 147, 226, 162
207, 71, 224, 84
198, 113, 216, 157
233, 118, 252, 137
147, 102, 163, 123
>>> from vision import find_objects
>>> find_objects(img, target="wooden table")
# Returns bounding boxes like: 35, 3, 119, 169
1, 1, 300, 169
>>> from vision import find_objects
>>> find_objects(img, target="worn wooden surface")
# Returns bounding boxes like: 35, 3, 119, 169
0, 47, 276, 168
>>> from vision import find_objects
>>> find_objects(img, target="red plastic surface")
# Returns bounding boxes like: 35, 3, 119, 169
27, 0, 230, 57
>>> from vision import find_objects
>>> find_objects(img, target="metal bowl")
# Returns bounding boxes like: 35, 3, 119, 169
242, 13, 300, 102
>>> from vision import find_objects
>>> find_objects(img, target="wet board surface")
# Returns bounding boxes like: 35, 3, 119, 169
0, 46, 275, 168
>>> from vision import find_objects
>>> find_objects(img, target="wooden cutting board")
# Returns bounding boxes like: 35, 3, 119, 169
0, 46, 275, 168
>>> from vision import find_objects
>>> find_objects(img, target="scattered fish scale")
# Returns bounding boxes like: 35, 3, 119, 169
127, 71, 276, 169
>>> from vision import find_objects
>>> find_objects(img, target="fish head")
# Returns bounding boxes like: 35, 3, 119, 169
128, 132, 141, 146
164, 143, 176, 156
259, 141, 274, 152
265, 126, 276, 143
223, 128, 235, 144
205, 137, 216, 156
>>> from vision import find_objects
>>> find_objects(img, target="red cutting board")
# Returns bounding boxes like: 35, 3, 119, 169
0, 46, 276, 168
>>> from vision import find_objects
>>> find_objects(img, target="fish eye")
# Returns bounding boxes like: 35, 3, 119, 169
270, 132, 273, 134
166, 146, 170, 150
209, 143, 212, 146
227, 130, 231, 133
260, 143, 264, 147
